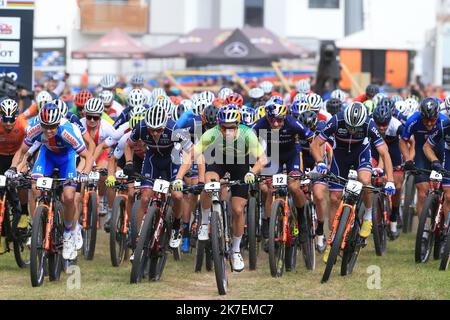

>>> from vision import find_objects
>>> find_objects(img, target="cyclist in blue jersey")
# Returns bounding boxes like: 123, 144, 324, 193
400, 97, 447, 220
310, 102, 395, 262
8, 102, 94, 260
113, 89, 147, 129
253, 101, 314, 252
124, 103, 193, 259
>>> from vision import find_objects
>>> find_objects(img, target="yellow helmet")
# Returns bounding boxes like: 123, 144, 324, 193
254, 105, 266, 120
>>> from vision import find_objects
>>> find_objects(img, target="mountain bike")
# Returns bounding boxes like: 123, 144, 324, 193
371, 169, 391, 256
243, 181, 263, 270
401, 168, 416, 233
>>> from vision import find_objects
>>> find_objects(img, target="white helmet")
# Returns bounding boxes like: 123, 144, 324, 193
445, 96, 450, 110
296, 79, 311, 94
129, 105, 147, 118
307, 93, 323, 112
39, 102, 62, 126
145, 105, 168, 129
331, 89, 347, 103
128, 89, 146, 107
344, 102, 368, 128
372, 92, 387, 106
36, 90, 53, 110
259, 81, 273, 94
84, 98, 104, 114
99, 74, 117, 90
179, 99, 193, 110
151, 87, 166, 100
130, 74, 145, 86
405, 98, 419, 115
53, 99, 68, 117
218, 87, 233, 100
293, 93, 307, 103
395, 101, 408, 115
99, 90, 114, 106
249, 87, 264, 100
172, 103, 189, 121
199, 91, 215, 104
0, 98, 18, 117
155, 97, 174, 113
193, 99, 209, 116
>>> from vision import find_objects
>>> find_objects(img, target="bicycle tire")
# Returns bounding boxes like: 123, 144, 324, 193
372, 194, 387, 256
205, 241, 213, 271
149, 207, 172, 281
30, 206, 47, 287
110, 196, 127, 267
130, 204, 156, 284
48, 201, 64, 282
301, 203, 316, 270
341, 215, 362, 276
194, 239, 206, 272
322, 206, 351, 283
415, 194, 437, 263
12, 206, 31, 268
247, 196, 258, 270
82, 192, 98, 260
211, 208, 228, 295
439, 220, 450, 270
129, 200, 140, 250
269, 200, 286, 278
402, 174, 415, 233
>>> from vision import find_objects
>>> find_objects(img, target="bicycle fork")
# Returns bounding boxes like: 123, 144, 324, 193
43, 203, 54, 252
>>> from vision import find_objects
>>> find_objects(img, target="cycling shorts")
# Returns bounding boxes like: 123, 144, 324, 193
32, 146, 77, 186
329, 142, 372, 191
141, 150, 179, 189
262, 148, 300, 175
206, 163, 249, 198
372, 143, 403, 168
0, 155, 14, 174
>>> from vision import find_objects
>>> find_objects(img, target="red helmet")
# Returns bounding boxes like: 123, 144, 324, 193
224, 93, 244, 107
75, 89, 93, 108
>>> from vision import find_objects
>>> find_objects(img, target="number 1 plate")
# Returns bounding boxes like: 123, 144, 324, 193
36, 177, 53, 190
0, 175, 6, 187
430, 170, 443, 182
273, 174, 287, 187
153, 179, 170, 194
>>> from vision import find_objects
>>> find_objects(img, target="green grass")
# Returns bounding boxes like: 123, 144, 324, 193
1, 228, 450, 300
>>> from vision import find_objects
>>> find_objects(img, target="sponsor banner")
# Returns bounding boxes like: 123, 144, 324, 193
0, 64, 19, 81
0, 40, 19, 63
0, 17, 20, 39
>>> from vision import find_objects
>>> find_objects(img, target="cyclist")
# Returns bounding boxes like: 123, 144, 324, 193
113, 89, 148, 129
245, 87, 264, 108
353, 84, 380, 103
240, 106, 256, 127
21, 90, 54, 120
400, 97, 447, 221
69, 89, 93, 117
310, 102, 396, 261
253, 101, 314, 252
224, 93, 244, 108
8, 102, 94, 260
371, 105, 404, 238
259, 81, 274, 102
326, 98, 343, 117
290, 79, 312, 102
99, 90, 124, 121
194, 104, 267, 271
124, 74, 152, 102
123, 103, 193, 258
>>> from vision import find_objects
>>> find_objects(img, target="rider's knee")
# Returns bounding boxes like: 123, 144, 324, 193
171, 191, 183, 202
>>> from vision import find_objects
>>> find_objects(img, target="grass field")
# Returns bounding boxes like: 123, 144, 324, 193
1, 222, 450, 300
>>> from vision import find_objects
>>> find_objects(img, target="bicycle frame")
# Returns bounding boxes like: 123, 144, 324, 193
82, 180, 100, 230
114, 179, 131, 235
148, 188, 171, 253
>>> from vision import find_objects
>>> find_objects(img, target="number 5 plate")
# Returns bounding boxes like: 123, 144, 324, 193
36, 177, 53, 190
345, 180, 363, 195
153, 179, 170, 194
0, 175, 6, 188
273, 174, 287, 187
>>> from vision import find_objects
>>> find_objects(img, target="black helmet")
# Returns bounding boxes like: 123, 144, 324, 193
201, 104, 219, 127
366, 84, 380, 98
298, 110, 318, 131
372, 104, 392, 125
326, 98, 342, 116
420, 97, 439, 120
378, 97, 393, 110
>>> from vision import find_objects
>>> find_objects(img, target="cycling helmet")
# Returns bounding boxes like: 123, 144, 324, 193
290, 101, 310, 117
378, 97, 393, 109
129, 115, 144, 129
372, 104, 392, 125
224, 93, 244, 107
75, 89, 93, 108
365, 84, 380, 98
100, 74, 117, 90
84, 98, 104, 115
249, 87, 264, 100
307, 93, 323, 112
444, 96, 450, 110
265, 102, 287, 119
240, 106, 255, 126
293, 93, 307, 103
217, 104, 241, 124
267, 95, 284, 105
372, 93, 387, 107
145, 104, 169, 129
201, 104, 219, 127
172, 103, 188, 121
344, 102, 368, 128
330, 89, 347, 103
405, 98, 419, 115
199, 91, 215, 104
254, 105, 266, 120
155, 98, 174, 115
130, 105, 147, 118
363, 100, 375, 113
0, 98, 18, 118
326, 98, 342, 116
39, 102, 62, 126
390, 95, 403, 104
394, 101, 408, 115
129, 106, 146, 129
193, 98, 209, 116
128, 89, 146, 108
99, 90, 114, 106
420, 97, 439, 120
36, 90, 53, 110
218, 87, 234, 100
296, 79, 311, 94
53, 99, 68, 117
130, 74, 145, 86
151, 87, 167, 100
298, 110, 318, 131
259, 81, 274, 94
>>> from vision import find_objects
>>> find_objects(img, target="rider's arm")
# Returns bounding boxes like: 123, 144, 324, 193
399, 138, 413, 161
82, 131, 96, 157
310, 136, 326, 164
376, 143, 394, 182
93, 140, 108, 160
78, 148, 94, 174
125, 140, 134, 163
424, 129, 441, 162
107, 155, 117, 177
10, 142, 30, 168
175, 147, 194, 180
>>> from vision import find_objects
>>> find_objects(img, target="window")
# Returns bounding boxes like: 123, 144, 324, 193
309, 0, 340, 9
244, 0, 264, 27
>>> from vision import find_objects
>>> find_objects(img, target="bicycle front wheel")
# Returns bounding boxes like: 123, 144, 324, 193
402, 173, 415, 233
110, 196, 128, 267
30, 206, 47, 287
301, 203, 316, 271
148, 207, 172, 281
269, 200, 286, 278
82, 192, 98, 260
415, 194, 438, 263
372, 193, 387, 256
211, 208, 228, 295
247, 196, 258, 270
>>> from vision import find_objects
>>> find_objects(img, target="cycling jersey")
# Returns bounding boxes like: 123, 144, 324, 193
113, 106, 135, 129
428, 117, 450, 187
68, 106, 115, 125
176, 109, 196, 130
105, 100, 125, 121
372, 117, 403, 167
0, 116, 29, 155
80, 118, 119, 145
439, 102, 449, 117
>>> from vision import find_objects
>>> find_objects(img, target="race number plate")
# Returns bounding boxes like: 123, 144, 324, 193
348, 170, 358, 181
204, 182, 221, 192
36, 177, 53, 190
134, 181, 141, 188
300, 179, 311, 186
0, 175, 6, 187
430, 170, 443, 182
153, 179, 170, 194
272, 174, 288, 187
89, 171, 100, 181
115, 170, 128, 179
345, 180, 363, 195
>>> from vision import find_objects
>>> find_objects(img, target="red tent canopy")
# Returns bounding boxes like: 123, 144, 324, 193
71, 28, 152, 59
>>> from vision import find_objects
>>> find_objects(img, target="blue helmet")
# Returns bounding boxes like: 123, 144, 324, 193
240, 106, 255, 126
372, 104, 392, 125
217, 104, 241, 124
420, 97, 439, 120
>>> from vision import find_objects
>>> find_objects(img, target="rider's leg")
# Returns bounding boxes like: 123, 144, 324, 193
329, 191, 343, 230
200, 171, 221, 222
312, 182, 329, 236
416, 182, 429, 219
231, 196, 247, 251
390, 172, 404, 233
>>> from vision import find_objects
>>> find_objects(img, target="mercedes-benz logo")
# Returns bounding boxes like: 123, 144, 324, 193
224, 42, 249, 58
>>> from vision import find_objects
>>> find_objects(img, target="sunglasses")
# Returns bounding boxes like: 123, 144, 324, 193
2, 116, 16, 123
149, 128, 164, 133
220, 124, 238, 130
41, 124, 58, 130
375, 122, 389, 128
86, 115, 100, 121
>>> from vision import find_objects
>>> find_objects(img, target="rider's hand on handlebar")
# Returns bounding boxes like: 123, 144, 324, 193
105, 175, 116, 187
4, 167, 17, 179
316, 161, 328, 175
403, 160, 415, 171
431, 160, 443, 172
384, 181, 396, 196
244, 172, 256, 184
171, 179, 184, 192
123, 163, 135, 177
